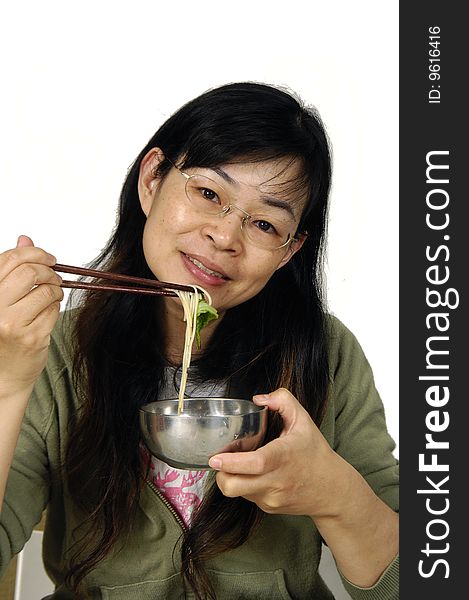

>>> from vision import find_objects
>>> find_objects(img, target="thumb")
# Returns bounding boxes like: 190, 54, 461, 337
16, 235, 35, 248
253, 388, 301, 435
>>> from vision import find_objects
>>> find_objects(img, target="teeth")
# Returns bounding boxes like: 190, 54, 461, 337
187, 256, 225, 279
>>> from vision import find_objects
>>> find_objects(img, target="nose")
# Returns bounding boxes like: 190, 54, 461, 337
200, 210, 244, 252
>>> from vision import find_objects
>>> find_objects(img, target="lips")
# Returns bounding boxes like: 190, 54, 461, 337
181, 252, 230, 286
188, 257, 225, 278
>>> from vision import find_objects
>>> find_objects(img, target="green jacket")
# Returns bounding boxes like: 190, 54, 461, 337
0, 312, 399, 599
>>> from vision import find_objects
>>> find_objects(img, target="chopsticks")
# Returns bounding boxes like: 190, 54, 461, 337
52, 263, 195, 297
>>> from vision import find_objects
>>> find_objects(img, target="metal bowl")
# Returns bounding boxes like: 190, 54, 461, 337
139, 398, 268, 470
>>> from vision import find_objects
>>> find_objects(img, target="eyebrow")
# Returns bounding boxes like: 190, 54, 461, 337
210, 167, 237, 185
259, 196, 296, 219
207, 167, 297, 220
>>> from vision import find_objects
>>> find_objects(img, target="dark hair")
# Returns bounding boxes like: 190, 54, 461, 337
63, 82, 332, 598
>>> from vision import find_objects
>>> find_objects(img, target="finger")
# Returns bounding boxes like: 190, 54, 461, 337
216, 469, 296, 514
253, 388, 302, 434
11, 299, 62, 354
209, 439, 285, 475
0, 264, 63, 307
26, 299, 62, 345
16, 235, 34, 248
10, 282, 64, 327
215, 468, 285, 508
0, 247, 57, 281
215, 471, 261, 499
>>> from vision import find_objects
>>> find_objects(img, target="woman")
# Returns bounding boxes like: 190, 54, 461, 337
0, 82, 398, 599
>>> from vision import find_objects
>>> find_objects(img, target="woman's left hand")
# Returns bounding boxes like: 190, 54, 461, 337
210, 388, 399, 588
209, 387, 352, 519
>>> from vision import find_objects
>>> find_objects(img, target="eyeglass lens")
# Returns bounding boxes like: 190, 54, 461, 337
185, 174, 295, 249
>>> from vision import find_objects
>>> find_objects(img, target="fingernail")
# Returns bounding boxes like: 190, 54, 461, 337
253, 394, 269, 405
209, 457, 222, 470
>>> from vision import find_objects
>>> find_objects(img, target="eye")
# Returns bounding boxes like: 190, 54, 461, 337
186, 174, 224, 207
254, 219, 277, 234
199, 187, 220, 203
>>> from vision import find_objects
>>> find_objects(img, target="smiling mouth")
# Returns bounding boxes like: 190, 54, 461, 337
184, 254, 228, 279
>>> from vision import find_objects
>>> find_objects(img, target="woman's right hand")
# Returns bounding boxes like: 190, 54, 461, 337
0, 235, 64, 398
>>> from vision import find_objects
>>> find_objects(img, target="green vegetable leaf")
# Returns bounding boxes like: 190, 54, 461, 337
195, 300, 218, 349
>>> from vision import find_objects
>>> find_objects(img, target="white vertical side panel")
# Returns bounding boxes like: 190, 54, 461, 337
13, 531, 54, 600
318, 545, 353, 600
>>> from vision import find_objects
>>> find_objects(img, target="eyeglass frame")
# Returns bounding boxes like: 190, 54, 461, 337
165, 157, 301, 251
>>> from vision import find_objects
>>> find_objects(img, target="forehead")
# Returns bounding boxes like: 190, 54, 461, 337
208, 157, 302, 188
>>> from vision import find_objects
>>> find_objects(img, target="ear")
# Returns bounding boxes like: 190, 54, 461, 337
138, 147, 166, 216
275, 233, 307, 271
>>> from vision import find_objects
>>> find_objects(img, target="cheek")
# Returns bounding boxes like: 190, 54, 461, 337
141, 223, 164, 274
146, 198, 197, 237
141, 200, 199, 275
140, 208, 172, 267
250, 255, 284, 282
233, 260, 282, 300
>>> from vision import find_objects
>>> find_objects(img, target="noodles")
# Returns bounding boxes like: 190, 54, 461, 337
173, 285, 215, 414
174, 286, 200, 414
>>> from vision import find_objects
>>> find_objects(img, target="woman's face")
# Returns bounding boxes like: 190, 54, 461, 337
138, 148, 307, 314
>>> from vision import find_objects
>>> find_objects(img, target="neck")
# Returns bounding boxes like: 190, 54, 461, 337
162, 297, 222, 364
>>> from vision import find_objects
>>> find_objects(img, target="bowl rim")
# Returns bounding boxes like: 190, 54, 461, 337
139, 397, 267, 417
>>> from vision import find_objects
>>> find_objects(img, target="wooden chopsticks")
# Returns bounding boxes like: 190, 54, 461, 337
52, 263, 195, 297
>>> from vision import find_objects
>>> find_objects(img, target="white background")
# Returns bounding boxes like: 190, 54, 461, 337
0, 1, 398, 454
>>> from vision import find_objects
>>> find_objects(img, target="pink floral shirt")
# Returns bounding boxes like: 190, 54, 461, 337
140, 367, 225, 527
140, 444, 208, 527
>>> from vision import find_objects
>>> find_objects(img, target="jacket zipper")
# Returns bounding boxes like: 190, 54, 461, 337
145, 478, 188, 533
145, 480, 198, 599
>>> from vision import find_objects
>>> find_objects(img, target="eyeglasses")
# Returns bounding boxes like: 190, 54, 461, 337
168, 161, 299, 251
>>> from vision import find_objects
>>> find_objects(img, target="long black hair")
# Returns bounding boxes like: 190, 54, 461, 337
63, 82, 332, 598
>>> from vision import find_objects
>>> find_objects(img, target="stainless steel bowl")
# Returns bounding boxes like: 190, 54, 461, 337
139, 398, 268, 470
